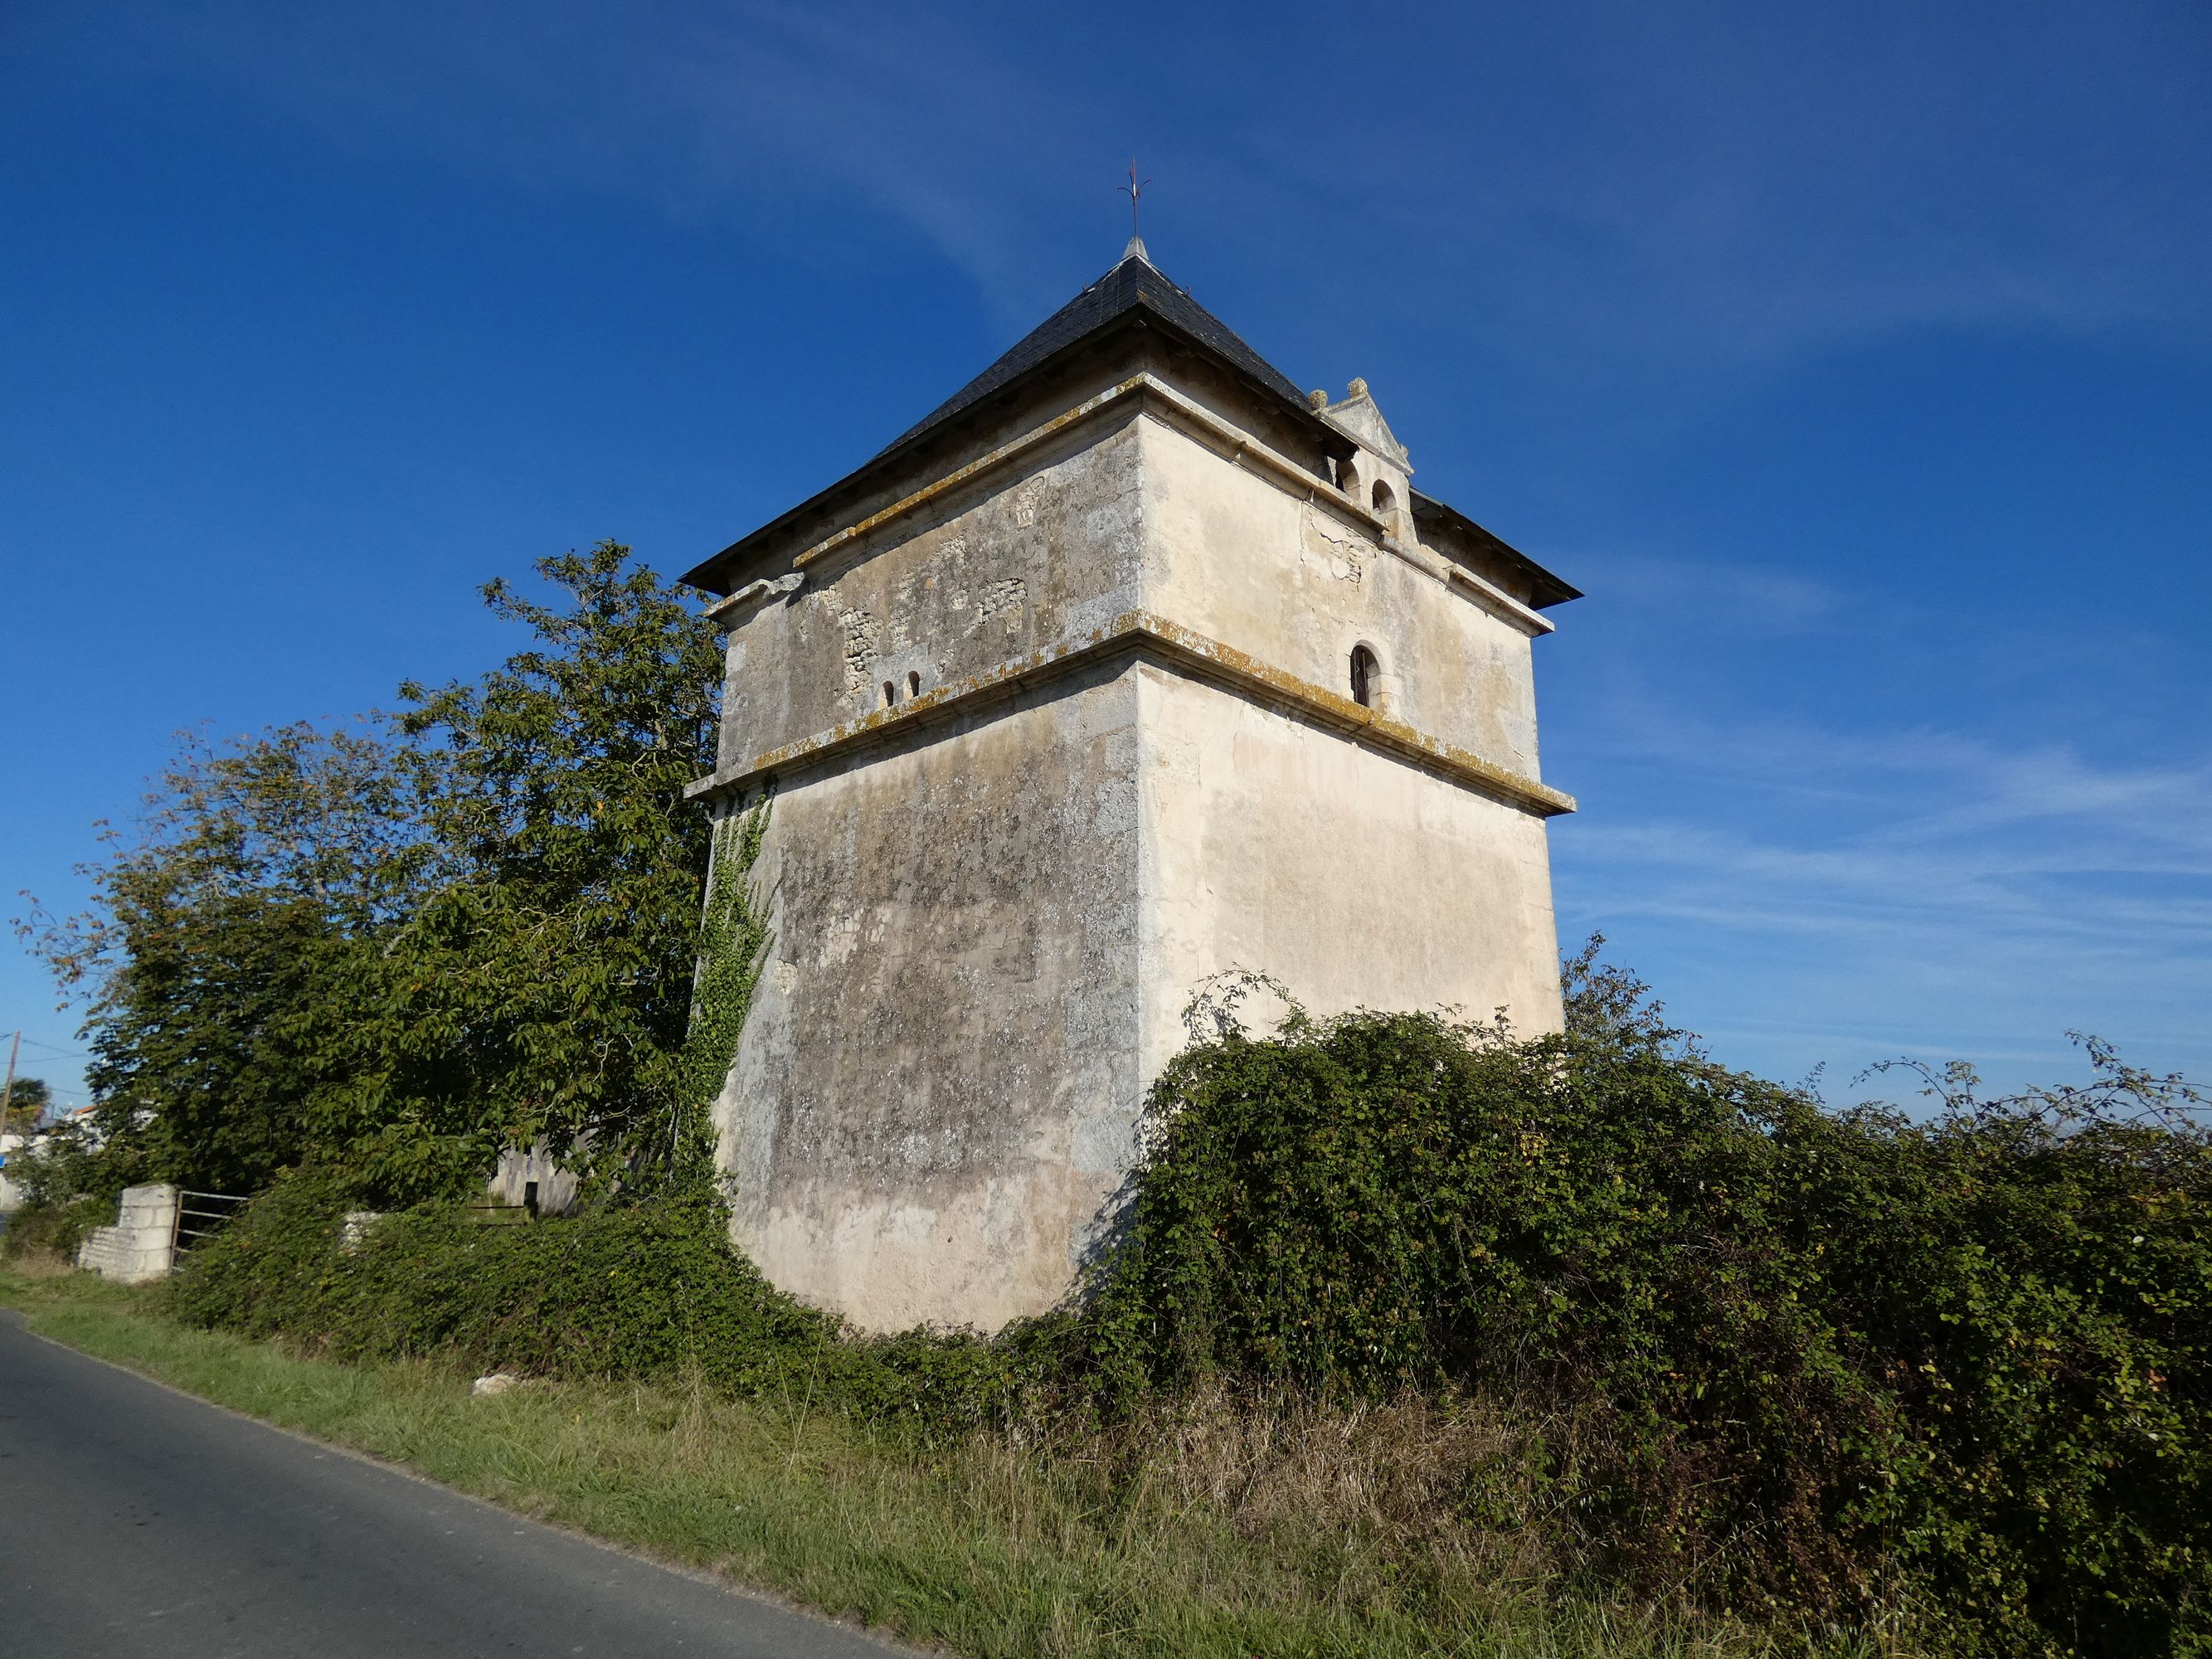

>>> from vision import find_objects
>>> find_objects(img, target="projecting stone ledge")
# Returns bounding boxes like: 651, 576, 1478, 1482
685, 611, 1576, 820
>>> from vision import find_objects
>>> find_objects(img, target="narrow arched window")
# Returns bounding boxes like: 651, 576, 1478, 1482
1371, 479, 1395, 515
907, 670, 921, 698
1350, 645, 1379, 708
882, 680, 897, 708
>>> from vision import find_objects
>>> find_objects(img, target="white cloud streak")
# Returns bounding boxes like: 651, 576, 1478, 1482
28, 0, 2212, 371
1548, 568, 2212, 1087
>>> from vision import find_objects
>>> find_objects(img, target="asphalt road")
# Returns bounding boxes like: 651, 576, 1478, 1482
0, 1311, 916, 1657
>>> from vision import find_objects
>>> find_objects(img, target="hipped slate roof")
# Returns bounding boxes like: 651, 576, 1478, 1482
682, 249, 1332, 593
683, 247, 1578, 611
876, 250, 1312, 458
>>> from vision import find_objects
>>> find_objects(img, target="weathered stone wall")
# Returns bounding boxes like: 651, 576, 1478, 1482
76, 1183, 179, 1285
488, 1142, 580, 1217
714, 664, 1143, 1334
717, 411, 1147, 772
1139, 411, 1546, 780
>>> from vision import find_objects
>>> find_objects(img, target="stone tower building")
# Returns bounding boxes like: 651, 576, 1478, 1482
683, 242, 1579, 1333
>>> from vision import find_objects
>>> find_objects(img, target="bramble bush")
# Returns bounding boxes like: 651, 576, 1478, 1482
1075, 956, 2210, 1657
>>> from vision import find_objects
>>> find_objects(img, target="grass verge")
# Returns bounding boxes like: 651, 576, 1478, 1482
0, 1266, 1870, 1659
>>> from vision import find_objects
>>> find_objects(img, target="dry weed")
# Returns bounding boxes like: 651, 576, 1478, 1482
3, 1247, 80, 1280
1050, 1384, 1583, 1595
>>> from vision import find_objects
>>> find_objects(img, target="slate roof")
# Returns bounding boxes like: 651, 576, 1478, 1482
683, 248, 1581, 613
1411, 490, 1584, 611
875, 250, 1312, 459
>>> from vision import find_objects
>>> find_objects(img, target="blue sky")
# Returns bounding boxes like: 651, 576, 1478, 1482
4, 2, 2208, 1108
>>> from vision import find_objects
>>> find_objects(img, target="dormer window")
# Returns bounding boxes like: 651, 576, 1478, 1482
1350, 645, 1379, 709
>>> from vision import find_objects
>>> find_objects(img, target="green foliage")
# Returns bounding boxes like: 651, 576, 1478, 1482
323, 540, 725, 1198
3, 1076, 52, 1134
0, 1189, 113, 1261
14, 541, 723, 1208
164, 1173, 1030, 1430
1075, 956, 2211, 1657
669, 800, 773, 1185
15, 722, 415, 1194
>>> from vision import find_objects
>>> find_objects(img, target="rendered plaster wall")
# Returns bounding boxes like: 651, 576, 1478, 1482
0, 1131, 26, 1212
714, 664, 1143, 1334
1137, 413, 1546, 783
1135, 663, 1566, 1092
717, 411, 1147, 773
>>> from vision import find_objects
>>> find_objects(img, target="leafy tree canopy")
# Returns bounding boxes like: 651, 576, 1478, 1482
17, 541, 722, 1202
3, 1076, 52, 1135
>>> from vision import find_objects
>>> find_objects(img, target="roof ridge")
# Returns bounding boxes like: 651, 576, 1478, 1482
871, 252, 1307, 460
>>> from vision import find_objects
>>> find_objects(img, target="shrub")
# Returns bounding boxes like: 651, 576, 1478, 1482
1075, 965, 2210, 1657
163, 1172, 1035, 1430
1, 1112, 148, 1263
1, 1191, 113, 1263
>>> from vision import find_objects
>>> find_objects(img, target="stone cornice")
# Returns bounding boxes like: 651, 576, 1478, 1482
702, 370, 1555, 640
685, 611, 1575, 820
771, 372, 1385, 585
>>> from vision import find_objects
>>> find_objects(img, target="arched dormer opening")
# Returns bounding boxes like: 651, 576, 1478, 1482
1370, 479, 1395, 516
882, 680, 897, 709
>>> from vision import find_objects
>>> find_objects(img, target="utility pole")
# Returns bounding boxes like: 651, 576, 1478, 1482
1, 1029, 17, 1130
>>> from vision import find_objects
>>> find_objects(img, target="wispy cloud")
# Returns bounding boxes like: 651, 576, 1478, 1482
1555, 551, 1855, 636
1552, 642, 2212, 1088
32, 0, 2212, 371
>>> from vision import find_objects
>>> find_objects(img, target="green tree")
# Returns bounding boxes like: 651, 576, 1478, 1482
18, 721, 416, 1194
318, 540, 724, 1199
2, 1076, 52, 1134
17, 540, 723, 1206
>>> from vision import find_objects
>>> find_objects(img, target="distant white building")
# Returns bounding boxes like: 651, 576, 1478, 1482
0, 1131, 25, 1212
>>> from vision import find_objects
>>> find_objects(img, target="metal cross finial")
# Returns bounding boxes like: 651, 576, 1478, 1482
1118, 158, 1153, 239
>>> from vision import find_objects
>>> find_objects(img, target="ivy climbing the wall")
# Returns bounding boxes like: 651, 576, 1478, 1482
668, 795, 773, 1193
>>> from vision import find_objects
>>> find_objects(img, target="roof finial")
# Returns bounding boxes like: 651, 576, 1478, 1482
1118, 158, 1154, 263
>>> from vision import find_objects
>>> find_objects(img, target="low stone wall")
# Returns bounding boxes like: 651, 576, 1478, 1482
76, 1183, 180, 1285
